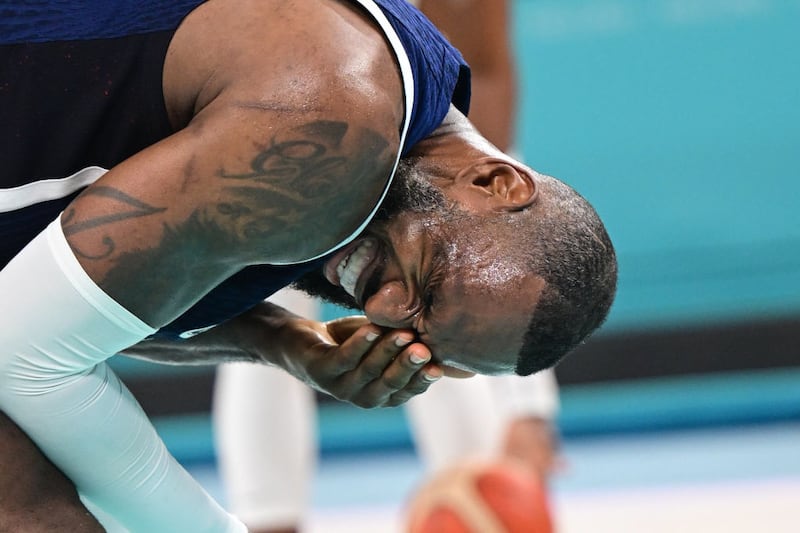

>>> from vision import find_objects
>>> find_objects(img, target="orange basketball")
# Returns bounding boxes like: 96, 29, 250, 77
405, 460, 554, 533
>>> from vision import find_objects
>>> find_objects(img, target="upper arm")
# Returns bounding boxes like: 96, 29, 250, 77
60, 0, 404, 328
62, 94, 398, 328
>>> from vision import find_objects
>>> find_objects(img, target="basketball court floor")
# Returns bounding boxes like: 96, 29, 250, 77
186, 420, 800, 533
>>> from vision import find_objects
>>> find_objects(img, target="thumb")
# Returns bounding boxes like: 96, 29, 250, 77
324, 315, 371, 344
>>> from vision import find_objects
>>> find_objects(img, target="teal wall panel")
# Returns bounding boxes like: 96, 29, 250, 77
511, 0, 800, 331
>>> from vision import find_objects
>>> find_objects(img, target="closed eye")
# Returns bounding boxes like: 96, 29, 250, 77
414, 241, 449, 340
423, 268, 444, 310
421, 243, 447, 316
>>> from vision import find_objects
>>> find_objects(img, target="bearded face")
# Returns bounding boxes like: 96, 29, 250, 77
292, 157, 449, 310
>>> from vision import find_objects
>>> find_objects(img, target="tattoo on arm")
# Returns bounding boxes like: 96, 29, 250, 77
219, 120, 348, 204
217, 120, 390, 243
62, 187, 166, 259
62, 121, 391, 280
58, 119, 392, 320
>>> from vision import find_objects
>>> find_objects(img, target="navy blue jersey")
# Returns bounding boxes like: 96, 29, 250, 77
0, 0, 470, 337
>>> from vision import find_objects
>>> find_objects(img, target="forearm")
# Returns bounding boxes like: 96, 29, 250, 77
127, 293, 436, 409
121, 314, 268, 367
0, 220, 244, 532
122, 300, 318, 368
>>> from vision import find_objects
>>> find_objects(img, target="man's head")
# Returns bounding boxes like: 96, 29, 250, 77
294, 109, 617, 376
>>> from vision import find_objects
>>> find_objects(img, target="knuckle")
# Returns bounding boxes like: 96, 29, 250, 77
358, 366, 383, 384
335, 350, 364, 371
351, 398, 370, 408
381, 373, 409, 391
327, 389, 349, 403
353, 395, 384, 409
358, 357, 391, 381
406, 377, 433, 396
386, 390, 415, 407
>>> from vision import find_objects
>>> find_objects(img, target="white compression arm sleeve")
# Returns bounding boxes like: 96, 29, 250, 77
0, 219, 246, 533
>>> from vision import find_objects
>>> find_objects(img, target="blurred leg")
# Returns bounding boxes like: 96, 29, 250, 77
406, 371, 560, 477
213, 289, 320, 533
406, 375, 504, 470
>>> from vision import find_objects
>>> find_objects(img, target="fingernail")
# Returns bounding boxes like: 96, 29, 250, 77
365, 331, 379, 342
423, 372, 441, 382
409, 353, 429, 365
394, 336, 412, 347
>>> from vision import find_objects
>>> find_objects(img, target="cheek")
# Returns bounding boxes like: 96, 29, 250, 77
363, 280, 412, 325
370, 280, 408, 306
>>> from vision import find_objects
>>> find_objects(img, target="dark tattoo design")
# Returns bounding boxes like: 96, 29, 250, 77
98, 212, 241, 324
64, 119, 393, 323
62, 186, 166, 259
220, 120, 348, 194
217, 120, 390, 244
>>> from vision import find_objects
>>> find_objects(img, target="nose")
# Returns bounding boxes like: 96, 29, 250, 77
363, 280, 418, 329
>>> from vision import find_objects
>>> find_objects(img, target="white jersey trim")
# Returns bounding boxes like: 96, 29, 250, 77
0, 166, 107, 213
269, 0, 415, 265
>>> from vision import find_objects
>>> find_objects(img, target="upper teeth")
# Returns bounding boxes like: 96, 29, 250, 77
336, 240, 375, 298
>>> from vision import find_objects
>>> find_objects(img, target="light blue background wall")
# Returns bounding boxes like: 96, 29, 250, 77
511, 0, 800, 332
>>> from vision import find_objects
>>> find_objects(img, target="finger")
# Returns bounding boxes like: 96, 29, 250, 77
326, 323, 384, 373
335, 333, 424, 407
376, 341, 434, 390
354, 345, 441, 407
384, 363, 444, 407
325, 315, 370, 344
345, 332, 418, 388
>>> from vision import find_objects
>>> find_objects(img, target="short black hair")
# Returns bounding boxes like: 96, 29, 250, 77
513, 176, 617, 376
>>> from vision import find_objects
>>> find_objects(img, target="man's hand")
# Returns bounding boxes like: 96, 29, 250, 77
276, 315, 443, 408
125, 302, 443, 408
124, 302, 443, 408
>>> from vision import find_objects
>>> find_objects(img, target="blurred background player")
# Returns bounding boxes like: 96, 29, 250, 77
212, 1, 561, 531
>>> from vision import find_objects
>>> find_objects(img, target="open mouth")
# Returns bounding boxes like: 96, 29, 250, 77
324, 237, 381, 306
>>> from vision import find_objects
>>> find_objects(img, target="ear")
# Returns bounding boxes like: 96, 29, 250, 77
453, 158, 538, 211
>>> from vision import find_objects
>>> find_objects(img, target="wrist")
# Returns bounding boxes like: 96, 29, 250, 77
226, 301, 321, 369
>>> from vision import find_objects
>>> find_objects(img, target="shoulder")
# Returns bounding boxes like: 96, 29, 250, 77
159, 0, 406, 263
163, 0, 404, 132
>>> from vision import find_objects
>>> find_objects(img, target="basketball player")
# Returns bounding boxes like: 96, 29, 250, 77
214, 2, 561, 532
0, 1, 616, 531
